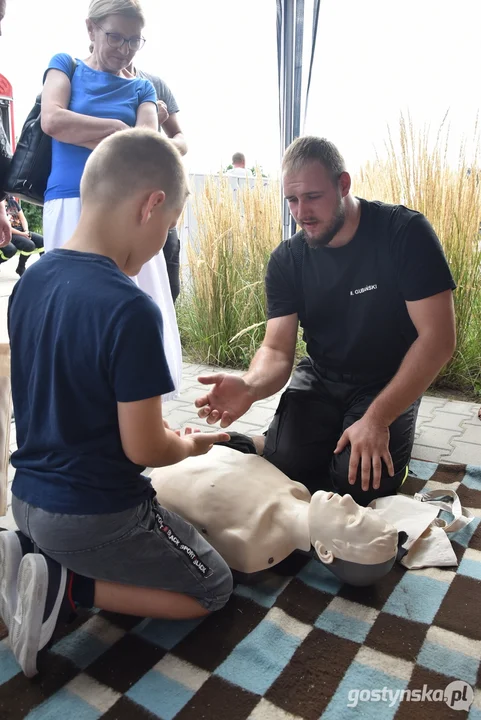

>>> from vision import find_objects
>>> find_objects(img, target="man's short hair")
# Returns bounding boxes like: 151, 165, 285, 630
282, 136, 346, 182
232, 152, 245, 165
81, 128, 188, 209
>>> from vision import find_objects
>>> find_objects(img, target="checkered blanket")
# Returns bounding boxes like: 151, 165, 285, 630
0, 460, 480, 720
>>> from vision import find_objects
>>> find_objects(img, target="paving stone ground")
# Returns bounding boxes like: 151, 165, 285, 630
174, 362, 481, 467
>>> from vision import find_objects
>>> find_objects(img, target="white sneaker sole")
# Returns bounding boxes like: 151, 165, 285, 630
0, 531, 22, 633
11, 553, 48, 678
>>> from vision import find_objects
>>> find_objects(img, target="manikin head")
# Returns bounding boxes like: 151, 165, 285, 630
282, 136, 351, 249
308, 491, 399, 585
232, 152, 246, 169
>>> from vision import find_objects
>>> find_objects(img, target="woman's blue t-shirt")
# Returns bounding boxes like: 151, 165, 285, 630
44, 53, 157, 202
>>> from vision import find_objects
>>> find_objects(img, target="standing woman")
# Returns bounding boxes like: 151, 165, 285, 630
41, 0, 182, 399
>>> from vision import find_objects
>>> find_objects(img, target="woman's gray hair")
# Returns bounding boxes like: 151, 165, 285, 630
88, 0, 145, 26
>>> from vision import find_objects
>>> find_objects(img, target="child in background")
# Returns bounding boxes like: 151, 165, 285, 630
0, 197, 44, 276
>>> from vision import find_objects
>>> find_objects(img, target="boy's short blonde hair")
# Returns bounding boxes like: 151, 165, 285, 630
81, 128, 188, 210
88, 0, 145, 26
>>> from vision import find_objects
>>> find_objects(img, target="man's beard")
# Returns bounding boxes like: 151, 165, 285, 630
302, 201, 346, 249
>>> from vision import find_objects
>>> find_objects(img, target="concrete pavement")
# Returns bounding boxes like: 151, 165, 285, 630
172, 363, 481, 465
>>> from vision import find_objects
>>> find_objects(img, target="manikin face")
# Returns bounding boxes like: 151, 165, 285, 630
308, 491, 398, 565
283, 161, 349, 248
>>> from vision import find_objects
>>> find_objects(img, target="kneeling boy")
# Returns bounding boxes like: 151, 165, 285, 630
0, 129, 232, 678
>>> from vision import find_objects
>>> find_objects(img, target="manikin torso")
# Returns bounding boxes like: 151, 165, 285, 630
151, 446, 312, 572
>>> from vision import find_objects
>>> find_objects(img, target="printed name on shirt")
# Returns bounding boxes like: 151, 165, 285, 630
350, 284, 378, 296
154, 509, 213, 578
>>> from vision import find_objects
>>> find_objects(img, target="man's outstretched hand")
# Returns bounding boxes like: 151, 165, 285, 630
195, 373, 256, 428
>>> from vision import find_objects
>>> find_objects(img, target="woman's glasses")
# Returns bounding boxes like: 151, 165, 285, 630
93, 22, 146, 52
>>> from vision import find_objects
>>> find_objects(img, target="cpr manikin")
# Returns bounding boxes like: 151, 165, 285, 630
150, 445, 401, 586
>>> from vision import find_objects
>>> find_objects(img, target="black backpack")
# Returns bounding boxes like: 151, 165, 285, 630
4, 57, 77, 206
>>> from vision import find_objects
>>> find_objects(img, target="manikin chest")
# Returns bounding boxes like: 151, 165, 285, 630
151, 447, 311, 573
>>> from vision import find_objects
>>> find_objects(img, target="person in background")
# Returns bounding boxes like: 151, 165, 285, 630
41, 0, 157, 252
128, 59, 187, 304
3, 196, 44, 276
226, 152, 254, 178
41, 0, 182, 399
0, 0, 12, 248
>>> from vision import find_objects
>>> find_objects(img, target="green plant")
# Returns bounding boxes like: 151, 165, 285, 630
354, 114, 481, 399
21, 202, 43, 234
178, 175, 281, 368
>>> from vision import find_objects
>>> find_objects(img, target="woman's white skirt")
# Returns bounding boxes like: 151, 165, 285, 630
43, 198, 182, 402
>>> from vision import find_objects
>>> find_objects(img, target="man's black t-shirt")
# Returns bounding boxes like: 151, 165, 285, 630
266, 199, 456, 379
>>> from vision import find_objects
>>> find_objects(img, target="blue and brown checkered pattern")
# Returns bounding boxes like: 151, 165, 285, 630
0, 460, 480, 720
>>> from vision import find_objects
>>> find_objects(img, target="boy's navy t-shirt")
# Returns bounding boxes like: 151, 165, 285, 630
8, 250, 174, 515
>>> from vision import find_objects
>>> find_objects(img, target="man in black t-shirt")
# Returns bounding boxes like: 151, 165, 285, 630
195, 136, 456, 505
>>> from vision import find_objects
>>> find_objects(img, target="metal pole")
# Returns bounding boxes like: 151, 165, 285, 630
281, 0, 295, 242
293, 0, 304, 140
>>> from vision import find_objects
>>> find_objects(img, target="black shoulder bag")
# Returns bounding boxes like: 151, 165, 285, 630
5, 57, 77, 206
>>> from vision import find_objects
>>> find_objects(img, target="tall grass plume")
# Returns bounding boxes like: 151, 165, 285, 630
178, 174, 282, 368
354, 114, 481, 398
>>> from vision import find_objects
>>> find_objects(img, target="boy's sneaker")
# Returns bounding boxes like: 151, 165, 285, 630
10, 552, 67, 678
0, 530, 34, 633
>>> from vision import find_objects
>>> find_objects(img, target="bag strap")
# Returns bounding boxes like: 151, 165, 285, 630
69, 56, 77, 81
414, 488, 474, 534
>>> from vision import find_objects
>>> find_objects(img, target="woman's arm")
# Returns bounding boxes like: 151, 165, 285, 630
41, 69, 128, 147
135, 102, 158, 130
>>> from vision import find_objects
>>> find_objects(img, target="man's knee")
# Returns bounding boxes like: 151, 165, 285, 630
330, 450, 408, 507
263, 392, 314, 481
